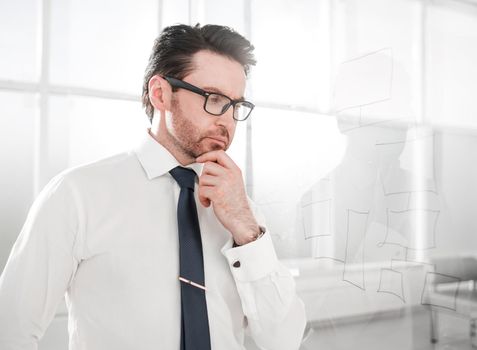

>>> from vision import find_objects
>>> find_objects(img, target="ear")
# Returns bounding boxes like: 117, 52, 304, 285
148, 75, 172, 112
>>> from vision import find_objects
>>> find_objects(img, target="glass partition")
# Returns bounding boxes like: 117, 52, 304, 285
1, 1, 476, 349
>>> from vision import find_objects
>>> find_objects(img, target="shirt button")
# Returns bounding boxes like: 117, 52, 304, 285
233, 261, 241, 268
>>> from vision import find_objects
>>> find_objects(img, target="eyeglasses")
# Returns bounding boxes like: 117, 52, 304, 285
163, 76, 254, 121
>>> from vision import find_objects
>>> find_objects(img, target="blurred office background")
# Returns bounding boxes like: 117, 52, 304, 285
1, 0, 477, 349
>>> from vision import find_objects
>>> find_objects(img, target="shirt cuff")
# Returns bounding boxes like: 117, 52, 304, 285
221, 232, 278, 282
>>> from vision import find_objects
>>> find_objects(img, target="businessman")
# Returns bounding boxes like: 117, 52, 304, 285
0, 24, 306, 349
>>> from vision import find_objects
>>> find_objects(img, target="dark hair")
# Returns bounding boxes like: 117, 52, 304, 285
142, 23, 256, 123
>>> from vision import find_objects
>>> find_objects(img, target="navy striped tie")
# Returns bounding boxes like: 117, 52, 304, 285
169, 166, 211, 350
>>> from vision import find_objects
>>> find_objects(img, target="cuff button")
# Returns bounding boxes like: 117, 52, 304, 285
232, 261, 241, 268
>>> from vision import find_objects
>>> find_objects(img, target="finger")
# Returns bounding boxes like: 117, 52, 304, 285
198, 185, 214, 207
199, 195, 211, 208
202, 161, 227, 177
196, 150, 236, 169
198, 174, 219, 187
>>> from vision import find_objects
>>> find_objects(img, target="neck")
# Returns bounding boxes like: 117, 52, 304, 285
148, 127, 195, 166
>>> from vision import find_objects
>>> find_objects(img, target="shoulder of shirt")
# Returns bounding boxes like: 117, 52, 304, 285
50, 151, 139, 188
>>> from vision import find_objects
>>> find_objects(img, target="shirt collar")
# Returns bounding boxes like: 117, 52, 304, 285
134, 130, 204, 180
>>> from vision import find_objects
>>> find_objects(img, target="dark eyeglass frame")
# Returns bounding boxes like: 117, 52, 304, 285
163, 76, 254, 121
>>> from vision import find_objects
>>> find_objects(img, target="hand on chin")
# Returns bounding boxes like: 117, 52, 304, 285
195, 150, 259, 245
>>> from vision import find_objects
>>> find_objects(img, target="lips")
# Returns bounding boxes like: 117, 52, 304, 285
206, 136, 228, 146
204, 135, 229, 146
203, 127, 229, 148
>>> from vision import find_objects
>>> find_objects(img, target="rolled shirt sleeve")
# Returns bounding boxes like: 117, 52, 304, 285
0, 173, 81, 349
221, 232, 306, 350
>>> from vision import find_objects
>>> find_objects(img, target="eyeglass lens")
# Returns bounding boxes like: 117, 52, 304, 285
205, 94, 251, 120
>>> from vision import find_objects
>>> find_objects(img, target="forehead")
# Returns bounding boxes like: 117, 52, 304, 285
185, 50, 246, 99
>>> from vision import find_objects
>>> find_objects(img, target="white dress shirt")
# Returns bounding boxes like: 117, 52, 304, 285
0, 131, 306, 350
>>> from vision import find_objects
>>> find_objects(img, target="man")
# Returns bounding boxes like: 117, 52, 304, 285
0, 24, 306, 349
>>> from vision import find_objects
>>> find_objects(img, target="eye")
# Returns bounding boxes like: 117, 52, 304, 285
208, 94, 225, 105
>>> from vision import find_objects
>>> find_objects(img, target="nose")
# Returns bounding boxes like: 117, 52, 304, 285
216, 104, 236, 129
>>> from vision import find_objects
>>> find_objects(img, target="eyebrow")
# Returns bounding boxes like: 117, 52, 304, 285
202, 86, 245, 101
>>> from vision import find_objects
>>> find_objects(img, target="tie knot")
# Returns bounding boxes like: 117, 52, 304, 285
169, 166, 197, 190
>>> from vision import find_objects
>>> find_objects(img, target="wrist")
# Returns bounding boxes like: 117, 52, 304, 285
233, 225, 266, 246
